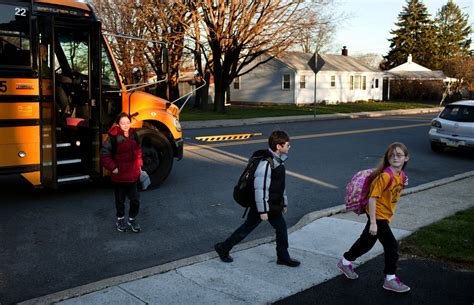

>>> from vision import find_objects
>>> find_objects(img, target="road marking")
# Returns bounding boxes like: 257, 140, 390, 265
185, 123, 430, 151
185, 144, 338, 189
195, 133, 262, 142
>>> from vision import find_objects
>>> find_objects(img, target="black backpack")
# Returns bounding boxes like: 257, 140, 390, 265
110, 131, 139, 158
233, 150, 274, 217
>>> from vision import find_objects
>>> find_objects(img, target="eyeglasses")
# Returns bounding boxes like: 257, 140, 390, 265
390, 153, 405, 159
280, 142, 291, 149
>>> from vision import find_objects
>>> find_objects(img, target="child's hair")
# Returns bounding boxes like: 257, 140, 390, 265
268, 130, 290, 151
115, 112, 131, 125
369, 142, 409, 182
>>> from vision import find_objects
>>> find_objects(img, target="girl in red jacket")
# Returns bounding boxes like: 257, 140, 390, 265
100, 112, 143, 233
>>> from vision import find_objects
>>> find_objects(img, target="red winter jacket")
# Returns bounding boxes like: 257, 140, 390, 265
100, 126, 142, 183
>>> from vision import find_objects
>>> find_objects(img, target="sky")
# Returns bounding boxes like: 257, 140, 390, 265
334, 0, 474, 56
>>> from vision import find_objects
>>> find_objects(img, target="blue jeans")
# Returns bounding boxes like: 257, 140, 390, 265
221, 206, 290, 260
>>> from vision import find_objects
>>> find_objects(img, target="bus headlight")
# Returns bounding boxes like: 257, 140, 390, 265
174, 117, 181, 132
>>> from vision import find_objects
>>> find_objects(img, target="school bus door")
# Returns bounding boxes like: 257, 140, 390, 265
37, 15, 55, 187
37, 16, 101, 187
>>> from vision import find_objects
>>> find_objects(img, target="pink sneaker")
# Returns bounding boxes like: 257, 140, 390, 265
383, 277, 411, 293
336, 259, 358, 280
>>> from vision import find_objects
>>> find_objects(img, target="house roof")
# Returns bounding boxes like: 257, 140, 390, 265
276, 52, 316, 71
388, 54, 431, 72
316, 54, 377, 72
385, 70, 446, 80
386, 55, 446, 80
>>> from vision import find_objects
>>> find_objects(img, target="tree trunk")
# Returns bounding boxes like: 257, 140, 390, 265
214, 83, 226, 112
200, 66, 211, 111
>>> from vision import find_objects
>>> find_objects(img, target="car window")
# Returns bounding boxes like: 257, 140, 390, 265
440, 105, 474, 123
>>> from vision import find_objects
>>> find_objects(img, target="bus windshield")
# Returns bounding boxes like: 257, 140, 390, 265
0, 3, 31, 67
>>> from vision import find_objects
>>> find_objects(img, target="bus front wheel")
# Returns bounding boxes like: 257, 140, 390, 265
137, 128, 173, 187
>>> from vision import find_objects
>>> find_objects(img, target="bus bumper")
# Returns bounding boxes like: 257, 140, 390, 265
176, 138, 183, 160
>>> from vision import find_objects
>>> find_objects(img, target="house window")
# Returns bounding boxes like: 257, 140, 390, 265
233, 77, 240, 89
331, 75, 336, 87
282, 74, 290, 90
354, 76, 361, 90
372, 78, 379, 88
300, 75, 306, 89
350, 75, 366, 90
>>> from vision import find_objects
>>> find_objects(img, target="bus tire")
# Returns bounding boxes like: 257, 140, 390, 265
137, 128, 173, 187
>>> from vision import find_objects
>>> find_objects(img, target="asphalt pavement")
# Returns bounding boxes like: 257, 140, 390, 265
23, 172, 474, 305
17, 108, 474, 305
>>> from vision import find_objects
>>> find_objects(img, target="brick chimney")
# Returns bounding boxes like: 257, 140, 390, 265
341, 46, 348, 56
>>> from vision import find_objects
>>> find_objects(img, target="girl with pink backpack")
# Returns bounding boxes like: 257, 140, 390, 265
337, 142, 411, 293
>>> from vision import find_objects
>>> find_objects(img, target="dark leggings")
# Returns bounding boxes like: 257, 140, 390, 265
344, 217, 399, 275
114, 181, 140, 219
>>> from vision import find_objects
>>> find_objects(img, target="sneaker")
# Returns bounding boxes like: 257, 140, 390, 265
336, 259, 359, 280
116, 218, 127, 232
214, 243, 233, 263
383, 277, 411, 293
128, 218, 141, 233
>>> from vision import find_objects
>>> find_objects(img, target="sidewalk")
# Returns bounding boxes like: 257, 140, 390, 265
22, 171, 474, 305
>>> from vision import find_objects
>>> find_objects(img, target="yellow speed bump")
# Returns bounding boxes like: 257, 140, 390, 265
195, 133, 262, 142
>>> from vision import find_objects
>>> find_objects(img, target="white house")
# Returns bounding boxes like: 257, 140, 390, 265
315, 48, 384, 103
229, 48, 384, 105
383, 54, 454, 101
229, 52, 316, 105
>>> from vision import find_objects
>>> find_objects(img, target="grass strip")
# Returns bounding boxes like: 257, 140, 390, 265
180, 101, 438, 121
400, 207, 474, 268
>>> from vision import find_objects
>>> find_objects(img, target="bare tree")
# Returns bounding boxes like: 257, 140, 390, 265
441, 55, 474, 102
187, 0, 320, 112
137, 0, 191, 101
294, 1, 343, 54
90, 0, 148, 83
91, 0, 189, 101
353, 53, 384, 70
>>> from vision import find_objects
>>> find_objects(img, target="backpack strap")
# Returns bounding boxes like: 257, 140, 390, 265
110, 134, 117, 158
383, 167, 405, 191
110, 130, 139, 158
241, 207, 249, 218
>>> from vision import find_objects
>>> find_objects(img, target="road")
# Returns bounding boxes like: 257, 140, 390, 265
1, 113, 473, 304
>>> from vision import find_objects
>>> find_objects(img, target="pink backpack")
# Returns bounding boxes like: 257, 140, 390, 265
344, 167, 407, 215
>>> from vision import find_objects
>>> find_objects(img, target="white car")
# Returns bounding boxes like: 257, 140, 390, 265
429, 100, 474, 152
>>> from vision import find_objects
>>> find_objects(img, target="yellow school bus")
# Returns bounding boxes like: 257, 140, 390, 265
0, 0, 183, 188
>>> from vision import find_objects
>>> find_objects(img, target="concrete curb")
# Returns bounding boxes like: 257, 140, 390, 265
20, 170, 474, 305
181, 107, 443, 129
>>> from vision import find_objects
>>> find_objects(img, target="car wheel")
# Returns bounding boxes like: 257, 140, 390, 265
137, 128, 173, 187
430, 141, 444, 153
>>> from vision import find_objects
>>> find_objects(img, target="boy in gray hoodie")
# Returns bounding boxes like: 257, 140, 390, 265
214, 130, 300, 267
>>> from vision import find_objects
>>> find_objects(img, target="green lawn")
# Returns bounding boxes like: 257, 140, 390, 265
180, 101, 438, 121
400, 207, 474, 268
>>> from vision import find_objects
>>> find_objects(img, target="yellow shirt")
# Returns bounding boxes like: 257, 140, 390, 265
366, 171, 404, 222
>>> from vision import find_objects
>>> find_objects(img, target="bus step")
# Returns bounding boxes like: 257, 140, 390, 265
57, 174, 91, 184
57, 143, 72, 148
57, 159, 82, 165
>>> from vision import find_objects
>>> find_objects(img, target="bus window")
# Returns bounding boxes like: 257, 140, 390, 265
0, 3, 31, 67
101, 44, 120, 90
56, 30, 89, 76
54, 28, 90, 121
